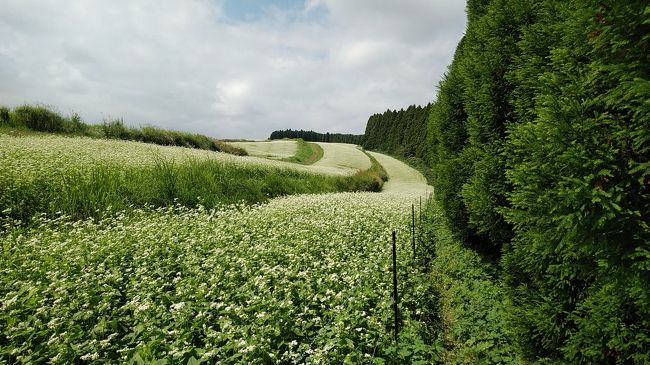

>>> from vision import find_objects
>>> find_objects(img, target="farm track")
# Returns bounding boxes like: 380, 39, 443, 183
369, 151, 432, 196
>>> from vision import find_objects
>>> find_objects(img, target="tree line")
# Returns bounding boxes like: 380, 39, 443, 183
269, 129, 363, 144
361, 104, 431, 161
362, 0, 649, 362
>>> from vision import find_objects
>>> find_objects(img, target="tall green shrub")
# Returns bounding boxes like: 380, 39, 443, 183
427, 0, 534, 250
0, 107, 10, 126
63, 113, 89, 134
11, 105, 65, 132
428, 49, 473, 241
503, 1, 650, 362
455, 0, 532, 247
102, 119, 133, 140
426, 0, 649, 361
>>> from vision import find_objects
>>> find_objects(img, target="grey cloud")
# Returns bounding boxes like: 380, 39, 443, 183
0, 0, 466, 139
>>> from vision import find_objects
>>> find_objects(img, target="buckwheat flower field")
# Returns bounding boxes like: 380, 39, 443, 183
0, 134, 388, 226
0, 134, 356, 178
1, 192, 440, 363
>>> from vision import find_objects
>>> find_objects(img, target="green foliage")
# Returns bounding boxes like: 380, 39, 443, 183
428, 52, 474, 242
420, 198, 520, 364
103, 122, 248, 156
213, 140, 248, 156
0, 104, 246, 156
0, 107, 10, 126
501, 1, 650, 362
11, 105, 66, 132
9, 105, 90, 134
0, 157, 384, 227
102, 118, 134, 140
281, 139, 324, 165
427, 0, 649, 362
349, 151, 389, 193
65, 112, 89, 134
361, 104, 431, 162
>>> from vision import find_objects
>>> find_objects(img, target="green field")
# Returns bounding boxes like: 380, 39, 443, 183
231, 139, 325, 165
230, 140, 299, 160
1, 133, 440, 363
0, 134, 389, 226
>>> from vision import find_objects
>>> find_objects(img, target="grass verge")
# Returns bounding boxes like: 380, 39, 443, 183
418, 198, 522, 364
0, 157, 393, 228
281, 139, 323, 165
348, 150, 389, 192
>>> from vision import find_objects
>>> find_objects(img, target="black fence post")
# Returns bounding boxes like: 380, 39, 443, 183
411, 204, 416, 259
392, 231, 399, 341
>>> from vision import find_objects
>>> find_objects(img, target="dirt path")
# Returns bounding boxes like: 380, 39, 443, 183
368, 151, 433, 197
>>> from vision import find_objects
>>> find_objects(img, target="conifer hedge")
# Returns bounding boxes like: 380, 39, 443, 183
364, 0, 649, 362
361, 104, 431, 160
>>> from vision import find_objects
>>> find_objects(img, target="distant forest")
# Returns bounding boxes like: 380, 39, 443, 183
269, 129, 363, 144
361, 1, 649, 363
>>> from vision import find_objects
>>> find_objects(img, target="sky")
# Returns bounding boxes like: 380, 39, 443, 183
0, 0, 467, 139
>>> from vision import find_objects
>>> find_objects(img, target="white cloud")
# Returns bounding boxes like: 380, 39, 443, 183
0, 0, 466, 138
213, 80, 253, 116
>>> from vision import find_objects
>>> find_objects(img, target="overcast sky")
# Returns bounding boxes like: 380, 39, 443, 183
0, 0, 467, 139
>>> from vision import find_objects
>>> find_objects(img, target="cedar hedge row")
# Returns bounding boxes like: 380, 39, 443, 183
363, 0, 649, 362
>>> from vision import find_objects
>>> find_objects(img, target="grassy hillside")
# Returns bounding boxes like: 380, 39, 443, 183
231, 139, 324, 165
0, 134, 388, 227
281, 139, 324, 165
1, 174, 438, 363
230, 140, 299, 159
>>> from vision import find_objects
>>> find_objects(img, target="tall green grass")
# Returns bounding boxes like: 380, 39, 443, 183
0, 156, 386, 227
418, 198, 521, 363
280, 139, 324, 164
101, 120, 247, 156
349, 151, 389, 192
1, 104, 246, 155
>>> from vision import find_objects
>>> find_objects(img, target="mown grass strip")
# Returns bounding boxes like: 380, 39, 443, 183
281, 139, 323, 165
419, 200, 522, 364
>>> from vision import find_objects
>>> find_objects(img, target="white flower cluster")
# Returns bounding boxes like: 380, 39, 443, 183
0, 133, 436, 362
0, 134, 355, 180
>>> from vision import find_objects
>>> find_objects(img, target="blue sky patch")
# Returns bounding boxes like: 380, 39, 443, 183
221, 0, 321, 22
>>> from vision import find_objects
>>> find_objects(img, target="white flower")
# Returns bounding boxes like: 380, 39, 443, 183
170, 302, 185, 311
80, 353, 99, 361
